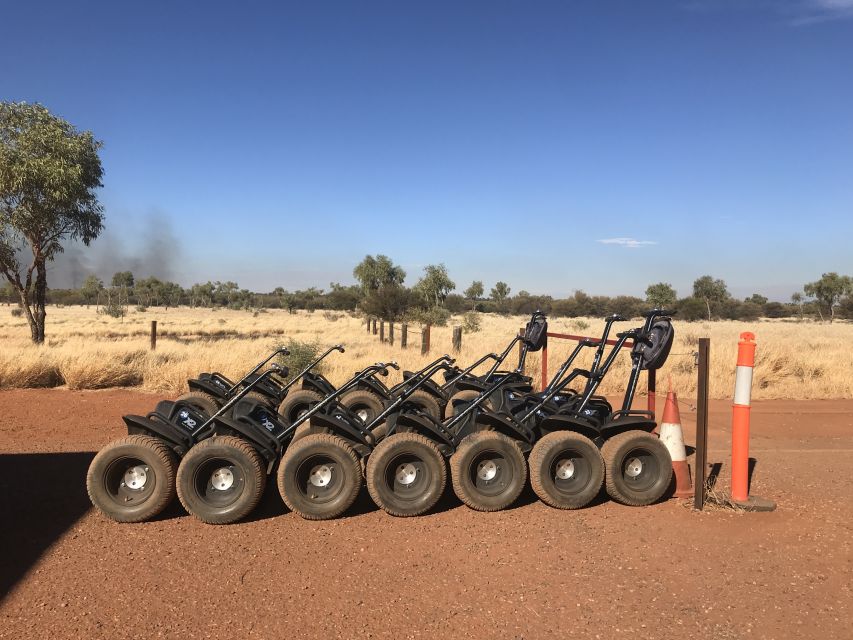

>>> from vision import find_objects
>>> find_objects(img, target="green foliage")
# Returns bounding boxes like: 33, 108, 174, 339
461, 311, 482, 333
745, 293, 768, 306
463, 280, 484, 308
102, 298, 127, 319
407, 305, 451, 327
111, 271, 134, 289
413, 264, 455, 308
444, 293, 468, 313
737, 301, 762, 322
353, 254, 406, 293
609, 295, 645, 319
510, 291, 553, 315
677, 297, 707, 321
490, 281, 511, 303
645, 282, 677, 308
0, 102, 104, 342
326, 282, 361, 311
353, 255, 409, 321
762, 302, 789, 319
80, 274, 103, 306
692, 275, 730, 320
277, 339, 324, 377
803, 272, 852, 322
361, 284, 410, 321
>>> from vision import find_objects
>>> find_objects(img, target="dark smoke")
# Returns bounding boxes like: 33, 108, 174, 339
47, 211, 180, 288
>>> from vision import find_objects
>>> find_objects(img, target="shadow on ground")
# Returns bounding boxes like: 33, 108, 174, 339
0, 452, 96, 601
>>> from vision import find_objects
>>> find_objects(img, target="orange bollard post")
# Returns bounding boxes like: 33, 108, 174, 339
730, 332, 776, 511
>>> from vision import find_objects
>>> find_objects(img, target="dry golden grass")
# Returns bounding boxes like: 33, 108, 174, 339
1, 305, 851, 399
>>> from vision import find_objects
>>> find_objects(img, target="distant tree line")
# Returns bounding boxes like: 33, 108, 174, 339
4, 256, 850, 325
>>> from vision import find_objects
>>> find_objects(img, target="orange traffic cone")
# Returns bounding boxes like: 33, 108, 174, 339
658, 390, 693, 498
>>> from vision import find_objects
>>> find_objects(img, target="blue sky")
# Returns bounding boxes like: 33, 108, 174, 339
2, 0, 851, 300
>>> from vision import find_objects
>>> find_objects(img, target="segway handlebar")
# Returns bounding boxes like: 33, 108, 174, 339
440, 352, 500, 391
229, 347, 291, 392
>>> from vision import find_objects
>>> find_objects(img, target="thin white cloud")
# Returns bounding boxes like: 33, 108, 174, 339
681, 0, 853, 25
597, 237, 657, 249
791, 0, 853, 24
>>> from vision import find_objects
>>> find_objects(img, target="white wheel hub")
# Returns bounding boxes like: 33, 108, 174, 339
211, 467, 235, 490
555, 458, 575, 480
625, 457, 643, 478
309, 464, 333, 487
395, 463, 418, 486
123, 465, 148, 490
477, 460, 498, 481
357, 409, 370, 422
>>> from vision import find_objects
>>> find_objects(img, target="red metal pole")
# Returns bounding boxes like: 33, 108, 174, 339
647, 368, 656, 414
541, 343, 548, 391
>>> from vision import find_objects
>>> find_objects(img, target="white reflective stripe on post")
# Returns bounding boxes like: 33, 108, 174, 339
733, 366, 753, 406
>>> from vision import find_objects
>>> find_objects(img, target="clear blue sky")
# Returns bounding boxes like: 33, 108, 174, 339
2, 0, 851, 300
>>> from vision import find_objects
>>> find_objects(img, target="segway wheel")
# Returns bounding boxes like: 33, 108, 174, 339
176, 436, 266, 524
86, 435, 177, 523
365, 432, 446, 517
529, 431, 604, 509
243, 391, 277, 408
400, 390, 442, 421
602, 430, 672, 506
278, 389, 323, 424
277, 434, 362, 520
176, 391, 220, 415
450, 431, 526, 512
444, 390, 493, 419
340, 390, 385, 424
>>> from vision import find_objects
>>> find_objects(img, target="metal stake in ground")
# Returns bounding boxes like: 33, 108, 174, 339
731, 332, 776, 512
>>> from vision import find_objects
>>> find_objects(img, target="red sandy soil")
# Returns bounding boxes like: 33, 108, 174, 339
0, 389, 851, 640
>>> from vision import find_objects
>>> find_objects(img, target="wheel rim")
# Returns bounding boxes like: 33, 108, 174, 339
193, 457, 245, 508
350, 403, 376, 423
296, 454, 344, 504
620, 447, 659, 492
548, 448, 593, 496
384, 452, 433, 502
469, 449, 512, 497
294, 405, 311, 421
104, 456, 156, 507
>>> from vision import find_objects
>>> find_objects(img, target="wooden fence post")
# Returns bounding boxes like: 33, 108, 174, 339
401, 324, 408, 349
150, 320, 157, 351
421, 324, 431, 355
372, 318, 377, 335
452, 326, 462, 352
389, 322, 394, 346
367, 317, 371, 332
379, 321, 385, 343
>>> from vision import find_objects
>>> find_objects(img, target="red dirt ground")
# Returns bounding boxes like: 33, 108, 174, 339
0, 389, 851, 639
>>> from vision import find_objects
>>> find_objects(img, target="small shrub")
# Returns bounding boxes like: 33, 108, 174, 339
407, 306, 451, 327
101, 300, 126, 319
462, 312, 481, 333
323, 311, 341, 322
136, 305, 148, 313
570, 319, 590, 331
11, 307, 23, 318
277, 339, 324, 376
